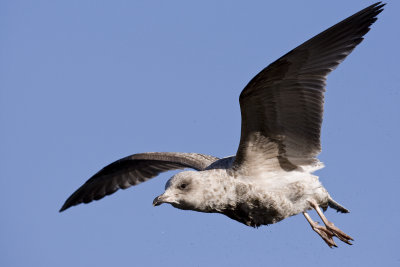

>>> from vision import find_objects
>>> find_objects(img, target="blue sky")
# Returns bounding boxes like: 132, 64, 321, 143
1, 1, 399, 266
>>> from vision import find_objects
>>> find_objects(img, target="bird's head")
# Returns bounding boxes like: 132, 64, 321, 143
152, 171, 207, 211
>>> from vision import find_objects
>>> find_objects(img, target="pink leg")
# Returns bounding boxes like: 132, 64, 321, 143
310, 201, 354, 245
303, 212, 337, 248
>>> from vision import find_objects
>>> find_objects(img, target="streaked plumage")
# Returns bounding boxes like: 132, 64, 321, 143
60, 3, 384, 247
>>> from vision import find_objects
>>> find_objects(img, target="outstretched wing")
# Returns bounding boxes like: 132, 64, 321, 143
60, 152, 218, 212
234, 2, 384, 172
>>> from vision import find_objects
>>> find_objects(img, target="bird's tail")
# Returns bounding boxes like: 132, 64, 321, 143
328, 197, 350, 213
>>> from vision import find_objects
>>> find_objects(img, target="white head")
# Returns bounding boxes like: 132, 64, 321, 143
152, 171, 213, 211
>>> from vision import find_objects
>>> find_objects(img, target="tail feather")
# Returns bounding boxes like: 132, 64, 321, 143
328, 198, 350, 213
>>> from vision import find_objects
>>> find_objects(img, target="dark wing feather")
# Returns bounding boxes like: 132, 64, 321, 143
60, 152, 218, 212
234, 2, 384, 171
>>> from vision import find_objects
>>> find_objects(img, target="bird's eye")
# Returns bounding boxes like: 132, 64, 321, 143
179, 183, 187, 190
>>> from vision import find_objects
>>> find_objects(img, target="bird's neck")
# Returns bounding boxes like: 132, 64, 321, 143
196, 169, 239, 212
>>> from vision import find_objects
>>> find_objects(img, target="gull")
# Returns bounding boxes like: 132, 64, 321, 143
60, 2, 384, 247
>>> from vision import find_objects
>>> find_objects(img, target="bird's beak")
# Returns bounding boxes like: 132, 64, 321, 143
153, 194, 169, 206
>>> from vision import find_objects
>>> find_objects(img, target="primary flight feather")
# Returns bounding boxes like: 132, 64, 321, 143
60, 2, 385, 247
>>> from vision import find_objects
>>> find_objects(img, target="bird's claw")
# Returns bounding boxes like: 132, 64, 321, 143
325, 222, 354, 245
310, 221, 337, 248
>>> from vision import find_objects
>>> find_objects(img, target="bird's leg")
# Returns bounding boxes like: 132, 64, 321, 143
303, 212, 337, 248
309, 201, 354, 245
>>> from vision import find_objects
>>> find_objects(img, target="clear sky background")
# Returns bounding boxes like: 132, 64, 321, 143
1, 1, 399, 266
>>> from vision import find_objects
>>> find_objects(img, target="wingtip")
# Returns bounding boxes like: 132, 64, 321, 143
360, 2, 385, 17
59, 202, 70, 212
376, 1, 386, 7
373, 2, 386, 13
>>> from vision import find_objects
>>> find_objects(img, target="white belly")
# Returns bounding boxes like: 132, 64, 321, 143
233, 170, 330, 226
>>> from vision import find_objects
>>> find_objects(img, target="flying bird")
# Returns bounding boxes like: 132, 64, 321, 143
60, 2, 384, 247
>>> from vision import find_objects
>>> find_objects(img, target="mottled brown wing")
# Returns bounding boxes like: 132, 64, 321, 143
60, 152, 219, 211
234, 2, 384, 171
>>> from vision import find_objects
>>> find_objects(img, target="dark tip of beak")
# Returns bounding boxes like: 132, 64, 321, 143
153, 195, 163, 207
